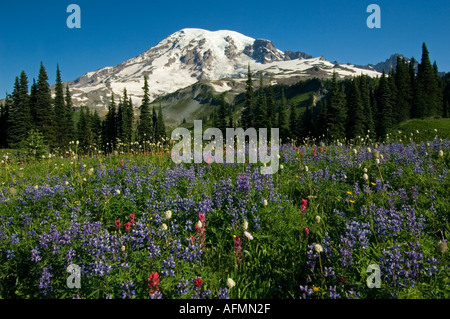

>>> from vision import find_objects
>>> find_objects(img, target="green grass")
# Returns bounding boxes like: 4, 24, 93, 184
390, 117, 450, 142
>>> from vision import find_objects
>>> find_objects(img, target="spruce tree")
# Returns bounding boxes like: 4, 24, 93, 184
241, 64, 254, 129
152, 106, 158, 141
388, 70, 399, 125
277, 88, 288, 141
375, 71, 393, 138
326, 73, 347, 141
127, 97, 134, 142
64, 84, 75, 142
91, 109, 102, 149
359, 75, 375, 137
9, 72, 32, 147
155, 104, 166, 141
317, 99, 328, 140
394, 57, 412, 122
54, 65, 67, 148
138, 76, 153, 143
253, 73, 268, 129
288, 101, 298, 139
416, 43, 439, 117
266, 82, 275, 129
35, 62, 55, 147
104, 94, 117, 152
346, 77, 365, 139
300, 104, 314, 139
29, 79, 38, 125
0, 95, 11, 148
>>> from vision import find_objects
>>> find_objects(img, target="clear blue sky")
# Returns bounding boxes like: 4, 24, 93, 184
0, 0, 449, 95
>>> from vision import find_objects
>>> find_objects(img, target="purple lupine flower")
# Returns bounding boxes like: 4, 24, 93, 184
39, 266, 53, 296
31, 248, 42, 262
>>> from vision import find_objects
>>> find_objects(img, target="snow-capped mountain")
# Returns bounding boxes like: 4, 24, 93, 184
66, 28, 381, 109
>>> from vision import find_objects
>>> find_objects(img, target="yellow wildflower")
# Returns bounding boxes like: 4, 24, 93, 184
346, 191, 352, 195
349, 200, 355, 204
312, 285, 320, 292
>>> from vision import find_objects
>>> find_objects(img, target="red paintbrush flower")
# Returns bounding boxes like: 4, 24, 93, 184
194, 277, 203, 288
129, 213, 135, 225
124, 222, 131, 232
115, 220, 121, 230
148, 272, 160, 290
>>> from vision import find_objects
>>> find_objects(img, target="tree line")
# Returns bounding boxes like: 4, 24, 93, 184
0, 63, 167, 153
239, 42, 449, 142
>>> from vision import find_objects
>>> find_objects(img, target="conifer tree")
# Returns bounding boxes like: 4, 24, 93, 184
300, 104, 314, 139
416, 43, 439, 117
152, 106, 158, 141
35, 62, 55, 147
54, 65, 68, 148
346, 77, 365, 139
388, 70, 399, 125
0, 96, 11, 148
155, 104, 166, 141
91, 109, 102, 149
104, 94, 117, 152
253, 73, 268, 129
29, 79, 38, 125
326, 73, 347, 141
241, 64, 254, 129
394, 57, 412, 122
375, 71, 393, 138
277, 88, 288, 141
288, 101, 298, 139
138, 76, 153, 143
8, 72, 32, 147
315, 98, 326, 139
266, 82, 275, 129
359, 75, 375, 137
117, 96, 124, 142
77, 106, 93, 149
64, 84, 75, 142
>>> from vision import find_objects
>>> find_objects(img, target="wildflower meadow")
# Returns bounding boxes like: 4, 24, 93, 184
0, 132, 449, 300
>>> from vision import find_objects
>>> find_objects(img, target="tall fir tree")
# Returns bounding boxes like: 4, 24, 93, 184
359, 75, 375, 137
253, 73, 268, 129
35, 62, 55, 147
77, 106, 93, 149
375, 70, 393, 138
266, 82, 275, 129
0, 95, 11, 148
394, 57, 412, 122
277, 88, 288, 141
64, 84, 75, 142
416, 43, 439, 117
29, 78, 38, 125
388, 70, 399, 125
326, 73, 347, 141
288, 101, 298, 139
241, 64, 254, 129
8, 72, 32, 147
155, 104, 166, 141
317, 99, 328, 139
138, 76, 153, 143
54, 65, 68, 148
91, 109, 102, 149
104, 94, 117, 152
300, 104, 314, 139
346, 77, 365, 139
117, 96, 124, 143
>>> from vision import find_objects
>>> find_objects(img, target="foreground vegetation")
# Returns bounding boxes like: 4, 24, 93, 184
0, 132, 449, 299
